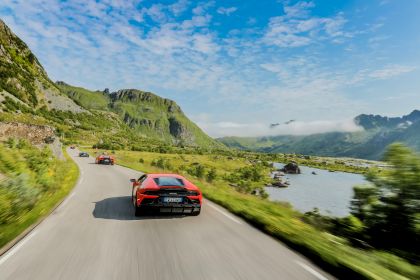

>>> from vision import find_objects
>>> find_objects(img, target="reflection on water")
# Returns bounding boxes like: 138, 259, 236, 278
265, 163, 367, 217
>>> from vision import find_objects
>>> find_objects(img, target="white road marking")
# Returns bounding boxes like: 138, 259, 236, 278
59, 193, 75, 209
207, 202, 243, 225
0, 231, 37, 266
295, 261, 329, 280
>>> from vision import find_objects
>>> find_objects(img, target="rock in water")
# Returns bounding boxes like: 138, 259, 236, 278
281, 162, 301, 174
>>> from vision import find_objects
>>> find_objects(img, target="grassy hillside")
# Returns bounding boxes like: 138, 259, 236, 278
56, 81, 109, 111
0, 20, 82, 112
0, 19, 47, 107
57, 82, 223, 149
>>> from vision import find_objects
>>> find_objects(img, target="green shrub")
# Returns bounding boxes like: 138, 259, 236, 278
151, 157, 172, 170
187, 163, 206, 178
206, 168, 217, 182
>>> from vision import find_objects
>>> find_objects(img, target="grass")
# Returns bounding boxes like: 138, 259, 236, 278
0, 144, 79, 249
108, 150, 250, 175
101, 148, 419, 280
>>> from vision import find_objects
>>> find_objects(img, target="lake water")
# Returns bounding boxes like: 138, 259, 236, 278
265, 163, 367, 217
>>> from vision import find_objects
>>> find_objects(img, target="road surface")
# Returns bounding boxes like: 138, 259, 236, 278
0, 149, 333, 280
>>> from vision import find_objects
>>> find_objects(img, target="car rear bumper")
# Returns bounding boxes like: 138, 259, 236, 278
97, 160, 113, 165
138, 203, 201, 214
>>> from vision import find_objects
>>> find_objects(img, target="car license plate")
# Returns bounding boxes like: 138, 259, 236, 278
163, 197, 183, 203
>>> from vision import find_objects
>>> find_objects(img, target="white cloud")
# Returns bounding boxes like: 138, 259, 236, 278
192, 1, 215, 15
170, 0, 190, 16
369, 65, 416, 80
217, 7, 238, 16
263, 1, 349, 48
197, 119, 363, 138
284, 1, 314, 17
259, 63, 290, 79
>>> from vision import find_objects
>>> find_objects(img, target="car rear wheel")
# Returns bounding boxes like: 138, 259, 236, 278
191, 209, 201, 216
133, 195, 142, 217
134, 206, 142, 217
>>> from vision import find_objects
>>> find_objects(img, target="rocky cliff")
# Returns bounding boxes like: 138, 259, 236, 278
0, 122, 55, 145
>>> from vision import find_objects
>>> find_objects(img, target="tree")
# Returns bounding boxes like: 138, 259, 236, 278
206, 168, 217, 182
189, 163, 205, 178
351, 143, 420, 256
350, 185, 378, 221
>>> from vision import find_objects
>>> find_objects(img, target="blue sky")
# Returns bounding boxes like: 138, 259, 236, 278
1, 0, 419, 137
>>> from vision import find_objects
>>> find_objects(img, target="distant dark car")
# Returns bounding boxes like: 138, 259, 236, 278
79, 152, 89, 157
70, 145, 76, 149
130, 173, 202, 216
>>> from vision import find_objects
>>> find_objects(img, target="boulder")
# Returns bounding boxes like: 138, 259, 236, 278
281, 162, 301, 174
271, 181, 288, 188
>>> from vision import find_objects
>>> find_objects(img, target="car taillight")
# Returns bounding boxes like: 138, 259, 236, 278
187, 191, 199, 196
144, 190, 158, 195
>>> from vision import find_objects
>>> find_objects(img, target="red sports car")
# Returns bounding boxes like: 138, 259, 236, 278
130, 174, 202, 216
95, 154, 115, 165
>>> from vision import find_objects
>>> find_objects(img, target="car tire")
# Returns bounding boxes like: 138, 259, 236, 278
134, 206, 142, 217
133, 196, 141, 217
191, 210, 201, 216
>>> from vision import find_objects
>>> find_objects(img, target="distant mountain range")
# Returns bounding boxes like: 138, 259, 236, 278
218, 110, 420, 160
0, 19, 221, 149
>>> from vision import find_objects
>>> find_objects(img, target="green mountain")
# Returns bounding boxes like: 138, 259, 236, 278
0, 19, 221, 150
219, 110, 420, 160
57, 83, 220, 147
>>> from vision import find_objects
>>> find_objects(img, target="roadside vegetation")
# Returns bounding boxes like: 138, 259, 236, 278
303, 144, 419, 264
90, 145, 419, 280
0, 140, 79, 249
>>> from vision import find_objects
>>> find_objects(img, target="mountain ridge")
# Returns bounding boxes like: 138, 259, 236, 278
355, 110, 420, 130
219, 110, 420, 160
56, 82, 221, 147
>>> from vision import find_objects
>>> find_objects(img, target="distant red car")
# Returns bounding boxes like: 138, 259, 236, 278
95, 154, 115, 165
130, 174, 202, 216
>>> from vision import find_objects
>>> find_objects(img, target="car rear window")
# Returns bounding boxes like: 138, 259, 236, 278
154, 177, 184, 187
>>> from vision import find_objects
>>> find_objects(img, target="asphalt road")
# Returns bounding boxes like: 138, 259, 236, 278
0, 148, 334, 280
